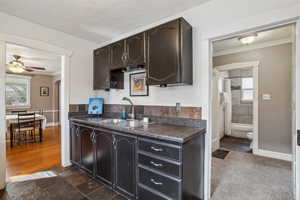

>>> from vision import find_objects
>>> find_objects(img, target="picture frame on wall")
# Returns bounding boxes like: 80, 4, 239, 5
40, 87, 49, 96
130, 72, 149, 96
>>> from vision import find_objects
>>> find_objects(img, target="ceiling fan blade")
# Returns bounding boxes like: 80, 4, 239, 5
24, 66, 46, 70
24, 68, 34, 72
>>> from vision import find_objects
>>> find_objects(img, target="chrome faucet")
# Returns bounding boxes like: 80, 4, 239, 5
122, 97, 135, 119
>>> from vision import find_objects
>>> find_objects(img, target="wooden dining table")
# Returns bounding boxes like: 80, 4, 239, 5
6, 114, 47, 147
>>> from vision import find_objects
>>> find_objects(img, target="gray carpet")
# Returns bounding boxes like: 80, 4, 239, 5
211, 151, 293, 200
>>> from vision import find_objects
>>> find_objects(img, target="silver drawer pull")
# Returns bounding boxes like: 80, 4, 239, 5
150, 178, 163, 186
150, 146, 163, 152
150, 161, 163, 167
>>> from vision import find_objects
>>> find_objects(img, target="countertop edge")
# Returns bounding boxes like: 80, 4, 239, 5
69, 118, 206, 144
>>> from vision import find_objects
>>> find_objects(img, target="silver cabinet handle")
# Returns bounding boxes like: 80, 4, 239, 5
76, 127, 80, 137
150, 178, 163, 186
92, 130, 96, 144
150, 161, 163, 167
90, 131, 94, 141
151, 146, 163, 152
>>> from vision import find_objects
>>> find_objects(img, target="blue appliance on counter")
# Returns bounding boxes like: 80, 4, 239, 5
88, 98, 104, 115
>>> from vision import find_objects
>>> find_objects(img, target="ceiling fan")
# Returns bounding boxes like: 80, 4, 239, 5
8, 55, 46, 73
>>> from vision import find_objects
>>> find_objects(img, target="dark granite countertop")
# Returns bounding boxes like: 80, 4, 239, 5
70, 116, 206, 143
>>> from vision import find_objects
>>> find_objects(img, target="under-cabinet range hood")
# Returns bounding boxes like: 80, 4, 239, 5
121, 65, 145, 73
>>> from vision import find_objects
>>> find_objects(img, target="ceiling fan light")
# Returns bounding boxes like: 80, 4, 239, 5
10, 60, 24, 67
239, 34, 258, 44
8, 65, 25, 73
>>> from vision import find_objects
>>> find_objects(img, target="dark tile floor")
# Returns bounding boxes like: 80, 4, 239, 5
220, 136, 252, 153
212, 149, 230, 159
0, 166, 127, 200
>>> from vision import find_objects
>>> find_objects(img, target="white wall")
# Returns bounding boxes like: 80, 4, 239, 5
0, 11, 99, 105
95, 0, 300, 120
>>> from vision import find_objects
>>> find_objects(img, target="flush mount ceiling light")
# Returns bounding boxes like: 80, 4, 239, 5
239, 33, 258, 45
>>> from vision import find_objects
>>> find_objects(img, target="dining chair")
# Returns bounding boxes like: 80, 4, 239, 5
12, 113, 37, 146
38, 109, 44, 115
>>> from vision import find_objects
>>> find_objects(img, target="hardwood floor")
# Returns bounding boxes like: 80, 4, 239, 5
6, 126, 61, 178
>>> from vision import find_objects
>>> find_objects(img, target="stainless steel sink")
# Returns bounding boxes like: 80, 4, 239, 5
100, 118, 145, 128
101, 119, 126, 124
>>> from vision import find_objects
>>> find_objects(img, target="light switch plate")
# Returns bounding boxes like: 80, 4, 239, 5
262, 94, 272, 100
176, 103, 181, 112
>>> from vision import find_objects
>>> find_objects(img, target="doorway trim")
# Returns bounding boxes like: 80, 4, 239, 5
0, 33, 72, 189
206, 18, 299, 200
214, 61, 259, 154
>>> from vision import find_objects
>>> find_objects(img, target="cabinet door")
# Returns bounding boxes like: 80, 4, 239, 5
94, 47, 110, 89
126, 33, 146, 66
115, 135, 136, 198
147, 20, 180, 85
110, 40, 126, 69
94, 130, 114, 185
80, 127, 94, 174
70, 124, 81, 166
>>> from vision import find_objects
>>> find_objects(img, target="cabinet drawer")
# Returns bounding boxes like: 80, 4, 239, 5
138, 185, 169, 200
138, 140, 180, 161
138, 153, 181, 178
138, 167, 180, 200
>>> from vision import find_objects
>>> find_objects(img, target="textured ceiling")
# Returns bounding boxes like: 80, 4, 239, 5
0, 0, 210, 43
6, 43, 61, 75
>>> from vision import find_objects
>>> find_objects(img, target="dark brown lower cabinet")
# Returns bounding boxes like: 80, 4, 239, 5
70, 124, 81, 166
94, 129, 114, 185
70, 121, 205, 200
70, 123, 137, 199
80, 127, 94, 173
114, 135, 136, 199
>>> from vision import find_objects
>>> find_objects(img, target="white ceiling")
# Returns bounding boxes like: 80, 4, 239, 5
6, 43, 61, 75
213, 25, 293, 54
0, 0, 210, 43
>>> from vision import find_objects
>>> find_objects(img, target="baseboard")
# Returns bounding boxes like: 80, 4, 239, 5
212, 138, 220, 152
61, 160, 72, 168
46, 122, 60, 127
254, 149, 293, 162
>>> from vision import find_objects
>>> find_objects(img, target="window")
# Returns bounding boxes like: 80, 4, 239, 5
241, 77, 253, 102
5, 75, 31, 108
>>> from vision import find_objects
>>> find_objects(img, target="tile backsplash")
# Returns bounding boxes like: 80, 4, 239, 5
69, 104, 201, 120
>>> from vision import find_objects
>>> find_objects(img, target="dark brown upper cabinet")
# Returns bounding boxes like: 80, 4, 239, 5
126, 32, 146, 66
146, 18, 193, 86
94, 45, 124, 90
93, 46, 111, 90
110, 33, 146, 69
93, 17, 192, 90
110, 40, 126, 69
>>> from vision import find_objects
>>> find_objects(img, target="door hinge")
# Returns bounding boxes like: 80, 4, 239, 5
297, 130, 300, 146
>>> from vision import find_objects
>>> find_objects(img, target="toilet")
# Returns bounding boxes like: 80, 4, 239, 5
247, 132, 253, 148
